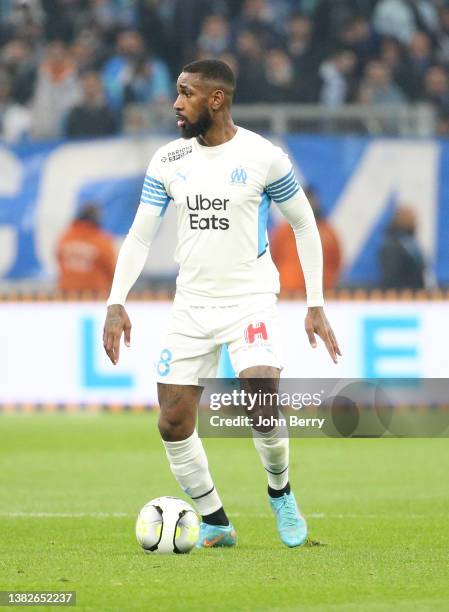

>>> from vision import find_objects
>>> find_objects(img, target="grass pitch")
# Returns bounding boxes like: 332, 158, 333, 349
0, 414, 448, 611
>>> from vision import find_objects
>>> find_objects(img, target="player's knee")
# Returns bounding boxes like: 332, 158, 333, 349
158, 412, 191, 441
157, 384, 198, 441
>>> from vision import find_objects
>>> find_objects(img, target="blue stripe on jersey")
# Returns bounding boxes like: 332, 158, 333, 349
258, 191, 271, 257
143, 182, 166, 196
141, 188, 167, 201
266, 176, 297, 197
140, 174, 170, 214
273, 183, 300, 203
140, 195, 168, 207
265, 168, 300, 203
267, 177, 295, 196
144, 175, 165, 189
266, 168, 294, 191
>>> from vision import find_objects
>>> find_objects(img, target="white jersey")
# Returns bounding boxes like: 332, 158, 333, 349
141, 127, 301, 300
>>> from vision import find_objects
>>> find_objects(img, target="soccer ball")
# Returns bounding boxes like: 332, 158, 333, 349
135, 496, 200, 554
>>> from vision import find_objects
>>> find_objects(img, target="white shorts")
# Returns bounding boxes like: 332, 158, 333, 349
155, 293, 283, 385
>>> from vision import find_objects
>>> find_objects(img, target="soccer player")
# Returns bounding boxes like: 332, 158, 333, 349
103, 59, 341, 549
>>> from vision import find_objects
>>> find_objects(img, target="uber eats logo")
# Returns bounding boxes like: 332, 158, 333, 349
186, 194, 230, 230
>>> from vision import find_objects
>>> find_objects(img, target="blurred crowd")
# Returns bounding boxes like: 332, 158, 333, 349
1, 0, 449, 142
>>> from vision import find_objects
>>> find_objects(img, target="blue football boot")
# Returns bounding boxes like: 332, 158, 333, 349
269, 491, 308, 547
196, 522, 237, 548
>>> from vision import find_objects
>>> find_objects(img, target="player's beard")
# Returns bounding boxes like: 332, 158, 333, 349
179, 108, 212, 139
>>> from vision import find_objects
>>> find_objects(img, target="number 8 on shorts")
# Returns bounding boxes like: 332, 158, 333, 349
157, 348, 173, 377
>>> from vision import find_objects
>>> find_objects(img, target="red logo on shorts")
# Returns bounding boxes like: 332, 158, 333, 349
245, 322, 268, 344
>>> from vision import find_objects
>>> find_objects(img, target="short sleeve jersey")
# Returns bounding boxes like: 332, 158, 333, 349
140, 127, 302, 300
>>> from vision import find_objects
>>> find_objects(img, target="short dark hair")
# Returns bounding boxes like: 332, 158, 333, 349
182, 59, 236, 94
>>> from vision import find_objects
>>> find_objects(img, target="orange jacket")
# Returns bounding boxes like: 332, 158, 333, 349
270, 219, 342, 292
56, 220, 116, 292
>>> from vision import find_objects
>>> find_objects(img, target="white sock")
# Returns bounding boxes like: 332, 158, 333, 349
253, 424, 289, 490
162, 430, 223, 516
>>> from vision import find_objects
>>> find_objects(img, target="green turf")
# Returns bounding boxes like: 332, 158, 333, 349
0, 414, 448, 611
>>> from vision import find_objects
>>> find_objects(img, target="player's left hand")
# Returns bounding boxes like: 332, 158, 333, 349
305, 307, 341, 364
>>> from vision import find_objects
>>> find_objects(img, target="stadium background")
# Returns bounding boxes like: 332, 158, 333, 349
1, 3, 449, 611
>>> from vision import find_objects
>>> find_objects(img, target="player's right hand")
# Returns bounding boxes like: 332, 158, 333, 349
103, 304, 132, 365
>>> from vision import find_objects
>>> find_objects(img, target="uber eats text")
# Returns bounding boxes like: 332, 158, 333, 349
187, 195, 230, 230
